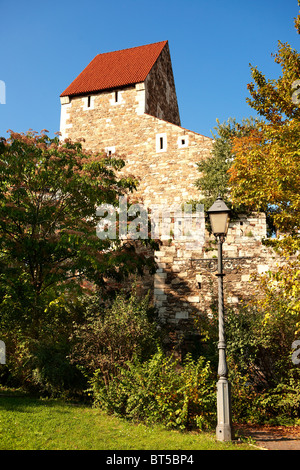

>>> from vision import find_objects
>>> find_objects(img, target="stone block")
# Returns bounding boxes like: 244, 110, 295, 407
177, 272, 188, 278
175, 311, 189, 319
160, 257, 173, 263
257, 265, 270, 274
171, 266, 181, 272
154, 272, 167, 278
154, 288, 165, 295
187, 296, 200, 303
227, 296, 239, 304
156, 262, 166, 269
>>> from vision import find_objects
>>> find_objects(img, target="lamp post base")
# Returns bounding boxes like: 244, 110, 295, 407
216, 423, 232, 442
216, 377, 232, 441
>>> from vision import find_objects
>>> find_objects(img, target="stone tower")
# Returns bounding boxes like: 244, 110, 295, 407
60, 40, 212, 207
59, 41, 279, 331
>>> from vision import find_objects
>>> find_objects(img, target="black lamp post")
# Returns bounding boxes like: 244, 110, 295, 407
207, 195, 232, 441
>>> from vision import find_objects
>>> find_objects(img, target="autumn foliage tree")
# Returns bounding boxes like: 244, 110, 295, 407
229, 8, 300, 329
229, 45, 300, 237
229, 4, 300, 236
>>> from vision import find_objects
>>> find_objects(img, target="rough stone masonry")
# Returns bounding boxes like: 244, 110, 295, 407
59, 40, 283, 342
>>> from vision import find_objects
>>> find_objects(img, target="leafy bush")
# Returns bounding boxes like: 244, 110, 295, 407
70, 288, 159, 385
90, 350, 216, 430
224, 303, 300, 423
30, 341, 87, 397
0, 286, 159, 396
252, 369, 300, 424
192, 298, 300, 424
0, 287, 87, 394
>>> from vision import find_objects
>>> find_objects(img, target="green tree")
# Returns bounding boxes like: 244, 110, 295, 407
0, 130, 155, 338
194, 117, 262, 216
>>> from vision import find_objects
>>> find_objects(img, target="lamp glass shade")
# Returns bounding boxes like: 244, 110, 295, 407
209, 211, 229, 236
207, 196, 230, 236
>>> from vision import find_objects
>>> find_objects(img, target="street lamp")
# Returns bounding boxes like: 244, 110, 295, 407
207, 195, 232, 441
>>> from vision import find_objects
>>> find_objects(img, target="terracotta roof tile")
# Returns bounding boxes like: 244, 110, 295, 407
60, 40, 168, 97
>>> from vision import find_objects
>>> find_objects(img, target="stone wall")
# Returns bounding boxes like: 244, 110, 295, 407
60, 84, 212, 207
145, 42, 181, 126
152, 212, 283, 325
59, 48, 282, 335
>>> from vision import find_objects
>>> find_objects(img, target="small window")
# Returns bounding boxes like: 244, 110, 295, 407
105, 146, 115, 156
156, 133, 167, 152
83, 95, 94, 110
177, 135, 189, 149
110, 90, 122, 105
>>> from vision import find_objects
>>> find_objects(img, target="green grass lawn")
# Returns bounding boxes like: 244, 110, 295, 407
0, 393, 255, 451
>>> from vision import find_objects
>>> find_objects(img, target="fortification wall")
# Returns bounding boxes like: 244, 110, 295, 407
60, 86, 212, 206
153, 212, 282, 324
59, 67, 281, 334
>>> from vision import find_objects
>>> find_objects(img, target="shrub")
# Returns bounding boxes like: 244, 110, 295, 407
253, 369, 300, 424
30, 341, 87, 397
191, 299, 300, 424
70, 288, 159, 385
90, 350, 216, 430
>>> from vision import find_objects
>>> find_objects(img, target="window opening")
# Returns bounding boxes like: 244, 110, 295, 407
156, 133, 167, 152
87, 96, 91, 108
105, 146, 116, 156
177, 135, 189, 149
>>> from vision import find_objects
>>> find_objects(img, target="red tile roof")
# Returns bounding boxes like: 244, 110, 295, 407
60, 40, 168, 97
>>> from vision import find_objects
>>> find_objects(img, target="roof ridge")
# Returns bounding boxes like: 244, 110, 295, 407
95, 40, 168, 58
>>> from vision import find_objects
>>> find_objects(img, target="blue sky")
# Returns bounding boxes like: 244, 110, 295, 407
0, 0, 299, 139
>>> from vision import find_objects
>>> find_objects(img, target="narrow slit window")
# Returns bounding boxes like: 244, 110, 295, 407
156, 133, 167, 152
115, 91, 119, 103
87, 96, 91, 108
